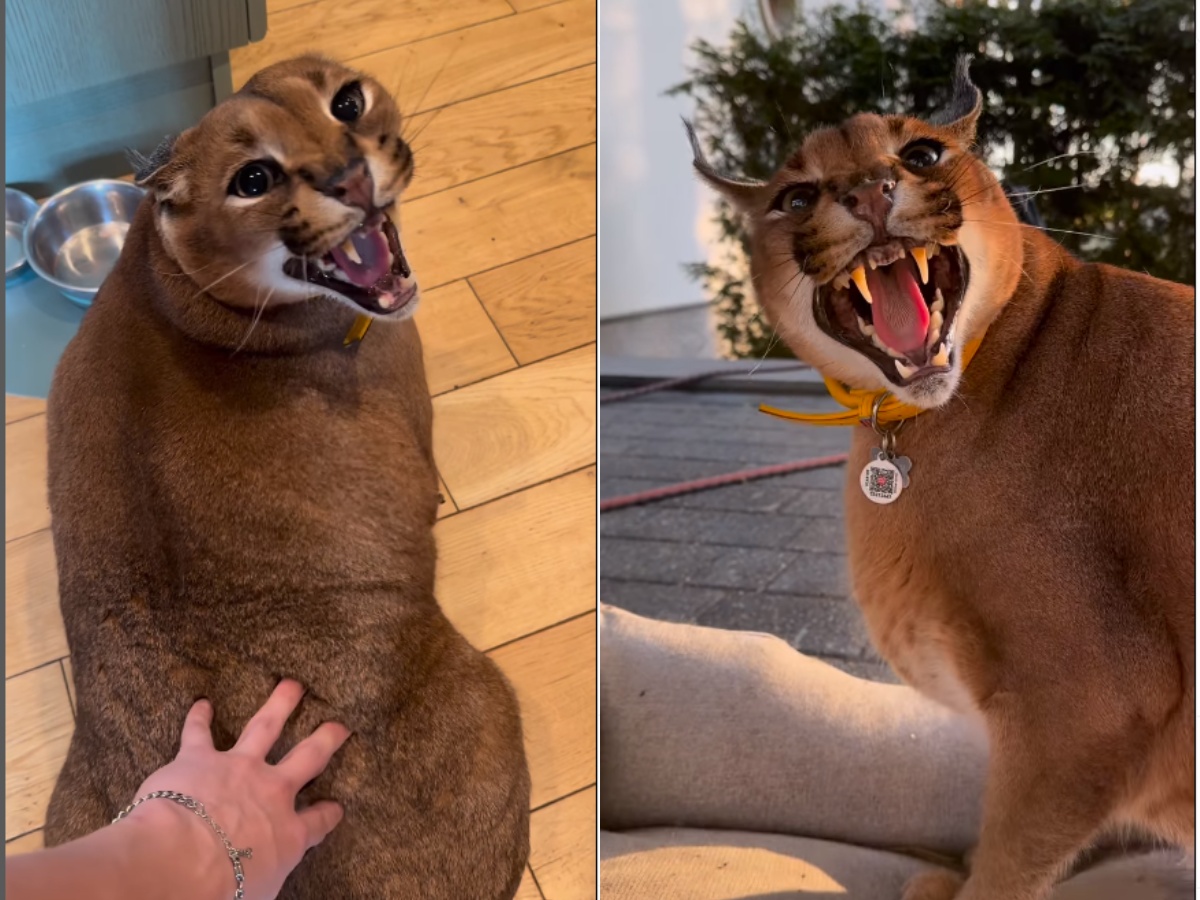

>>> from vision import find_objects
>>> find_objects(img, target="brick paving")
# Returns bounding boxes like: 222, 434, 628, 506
600, 386, 900, 683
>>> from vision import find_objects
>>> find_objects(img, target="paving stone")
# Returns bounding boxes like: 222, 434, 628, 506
613, 440, 790, 467
599, 505, 666, 540
778, 489, 845, 518
600, 454, 744, 484
612, 436, 849, 468
600, 537, 726, 585
601, 387, 863, 650
598, 436, 639, 456
766, 551, 850, 598
600, 580, 734, 624
655, 481, 804, 514
695, 593, 873, 659
599, 477, 666, 501
785, 516, 847, 554
777, 465, 848, 490
641, 509, 805, 550
602, 422, 813, 448
693, 547, 798, 591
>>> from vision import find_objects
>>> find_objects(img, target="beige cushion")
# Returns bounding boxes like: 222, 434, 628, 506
601, 827, 933, 899
599, 604, 986, 855
598, 605, 1195, 898
600, 829, 1192, 900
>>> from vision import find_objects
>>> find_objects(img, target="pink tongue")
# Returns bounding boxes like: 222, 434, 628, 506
867, 263, 930, 355
329, 228, 391, 288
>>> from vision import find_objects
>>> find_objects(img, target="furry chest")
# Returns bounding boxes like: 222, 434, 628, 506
877, 616, 980, 720
845, 500, 982, 720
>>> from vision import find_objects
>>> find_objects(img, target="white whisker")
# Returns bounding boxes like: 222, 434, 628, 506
961, 219, 1115, 242
233, 284, 275, 355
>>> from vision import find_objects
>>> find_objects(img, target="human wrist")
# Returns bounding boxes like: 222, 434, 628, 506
116, 797, 235, 900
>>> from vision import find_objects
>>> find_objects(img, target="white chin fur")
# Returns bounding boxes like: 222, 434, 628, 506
251, 245, 422, 321
888, 366, 962, 409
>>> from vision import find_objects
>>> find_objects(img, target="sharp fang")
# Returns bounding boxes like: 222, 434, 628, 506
932, 288, 945, 314
932, 344, 951, 367
911, 246, 929, 284
850, 266, 872, 303
341, 238, 362, 265
926, 310, 943, 348
867, 258, 877, 270
895, 360, 918, 380
857, 315, 874, 336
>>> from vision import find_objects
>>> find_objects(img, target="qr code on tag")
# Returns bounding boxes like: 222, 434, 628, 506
866, 465, 896, 498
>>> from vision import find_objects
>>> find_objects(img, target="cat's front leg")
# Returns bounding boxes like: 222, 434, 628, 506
904, 689, 1140, 900
902, 869, 964, 900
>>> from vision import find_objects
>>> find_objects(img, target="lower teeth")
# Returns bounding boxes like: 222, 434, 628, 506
926, 311, 943, 349
871, 333, 902, 359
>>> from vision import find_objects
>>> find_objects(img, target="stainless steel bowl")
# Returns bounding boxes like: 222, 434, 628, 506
5, 188, 39, 278
24, 179, 146, 307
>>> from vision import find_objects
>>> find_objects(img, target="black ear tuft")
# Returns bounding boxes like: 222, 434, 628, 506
127, 135, 177, 185
682, 118, 766, 211
930, 55, 982, 130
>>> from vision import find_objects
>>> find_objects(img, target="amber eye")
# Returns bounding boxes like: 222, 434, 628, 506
901, 141, 943, 170
229, 160, 282, 198
777, 183, 819, 212
332, 82, 365, 123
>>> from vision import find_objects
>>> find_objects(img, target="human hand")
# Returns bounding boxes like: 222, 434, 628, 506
120, 680, 350, 900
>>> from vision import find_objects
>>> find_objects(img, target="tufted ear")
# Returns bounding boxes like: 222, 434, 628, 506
930, 55, 983, 141
127, 135, 179, 187
683, 119, 766, 213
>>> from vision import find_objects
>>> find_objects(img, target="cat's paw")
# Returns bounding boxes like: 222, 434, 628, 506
902, 869, 964, 900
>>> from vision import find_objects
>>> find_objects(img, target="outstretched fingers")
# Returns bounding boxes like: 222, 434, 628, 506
232, 679, 306, 758
178, 699, 215, 754
277, 722, 352, 790
298, 800, 345, 850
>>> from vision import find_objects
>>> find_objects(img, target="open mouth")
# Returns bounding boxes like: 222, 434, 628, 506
814, 240, 968, 386
282, 213, 416, 316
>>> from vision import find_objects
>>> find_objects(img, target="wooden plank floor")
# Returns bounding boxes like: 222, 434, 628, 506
4, 3, 597, 898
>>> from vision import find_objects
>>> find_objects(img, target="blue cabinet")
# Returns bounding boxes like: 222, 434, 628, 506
5, 0, 267, 195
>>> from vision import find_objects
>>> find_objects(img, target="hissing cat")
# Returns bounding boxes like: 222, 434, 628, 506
690, 57, 1194, 900
45, 55, 530, 899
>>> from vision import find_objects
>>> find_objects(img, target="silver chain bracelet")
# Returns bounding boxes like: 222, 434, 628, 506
113, 790, 253, 899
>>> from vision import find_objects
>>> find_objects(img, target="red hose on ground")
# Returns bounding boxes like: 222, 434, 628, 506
600, 452, 849, 512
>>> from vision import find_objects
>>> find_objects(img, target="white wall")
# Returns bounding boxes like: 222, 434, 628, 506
599, 0, 901, 323
598, 0, 751, 321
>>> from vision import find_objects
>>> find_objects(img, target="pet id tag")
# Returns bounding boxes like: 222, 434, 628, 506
861, 454, 908, 504
861, 408, 912, 505
870, 447, 912, 487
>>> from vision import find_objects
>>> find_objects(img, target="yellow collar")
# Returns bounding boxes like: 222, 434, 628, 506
343, 314, 373, 346
759, 334, 986, 427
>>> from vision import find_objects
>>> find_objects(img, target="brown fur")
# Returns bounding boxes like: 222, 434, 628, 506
694, 62, 1194, 899
44, 56, 530, 899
